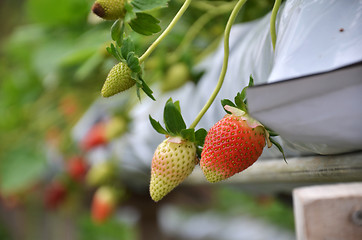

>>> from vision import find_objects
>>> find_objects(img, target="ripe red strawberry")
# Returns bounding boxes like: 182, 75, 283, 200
92, 0, 126, 20
81, 117, 127, 151
81, 122, 107, 150
67, 156, 88, 182
44, 180, 67, 209
101, 62, 135, 97
91, 186, 118, 224
150, 137, 198, 202
200, 106, 272, 183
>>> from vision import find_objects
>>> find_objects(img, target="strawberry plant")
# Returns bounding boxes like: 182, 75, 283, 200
87, 0, 284, 201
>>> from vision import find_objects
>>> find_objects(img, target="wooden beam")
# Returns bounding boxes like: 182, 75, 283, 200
293, 183, 362, 240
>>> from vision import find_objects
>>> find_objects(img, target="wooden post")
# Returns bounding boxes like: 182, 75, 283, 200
293, 183, 362, 240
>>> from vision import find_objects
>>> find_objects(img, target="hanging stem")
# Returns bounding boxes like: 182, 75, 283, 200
139, 0, 192, 63
169, 2, 236, 63
189, 0, 247, 129
270, 0, 281, 51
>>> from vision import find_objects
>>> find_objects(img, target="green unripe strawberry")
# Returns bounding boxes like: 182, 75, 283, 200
161, 63, 190, 92
101, 62, 135, 97
150, 137, 198, 202
92, 0, 126, 20
86, 161, 117, 187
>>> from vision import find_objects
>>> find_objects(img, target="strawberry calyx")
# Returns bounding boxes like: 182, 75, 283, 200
224, 105, 272, 148
222, 76, 286, 161
149, 98, 207, 158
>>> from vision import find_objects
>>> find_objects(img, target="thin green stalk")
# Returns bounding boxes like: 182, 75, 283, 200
139, 0, 192, 63
270, 0, 281, 51
189, 0, 247, 129
169, 2, 235, 63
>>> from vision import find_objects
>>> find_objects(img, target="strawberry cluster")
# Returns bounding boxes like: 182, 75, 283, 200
149, 78, 285, 201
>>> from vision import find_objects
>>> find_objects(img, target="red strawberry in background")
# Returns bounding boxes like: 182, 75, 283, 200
67, 156, 88, 182
91, 186, 118, 224
81, 117, 127, 151
200, 77, 285, 182
44, 180, 67, 209
81, 122, 107, 150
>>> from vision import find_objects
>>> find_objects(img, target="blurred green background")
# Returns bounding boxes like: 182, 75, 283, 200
0, 0, 293, 239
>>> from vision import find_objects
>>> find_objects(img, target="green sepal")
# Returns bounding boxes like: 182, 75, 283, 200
195, 128, 207, 147
111, 19, 124, 46
163, 99, 186, 135
270, 138, 287, 163
107, 43, 122, 61
121, 37, 135, 60
173, 100, 181, 112
124, 2, 137, 22
221, 99, 236, 114
149, 115, 168, 135
127, 52, 141, 73
196, 147, 202, 159
129, 12, 161, 36
131, 0, 169, 12
133, 75, 155, 101
248, 75, 254, 87
234, 92, 247, 111
181, 128, 195, 142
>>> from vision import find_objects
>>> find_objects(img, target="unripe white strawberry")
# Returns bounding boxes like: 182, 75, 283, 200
150, 137, 198, 202
92, 0, 126, 20
101, 62, 135, 97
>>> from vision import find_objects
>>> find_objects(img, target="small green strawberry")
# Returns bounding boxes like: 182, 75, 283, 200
86, 161, 118, 187
200, 77, 285, 183
161, 62, 190, 92
92, 0, 126, 20
149, 99, 207, 202
150, 137, 197, 202
101, 62, 135, 97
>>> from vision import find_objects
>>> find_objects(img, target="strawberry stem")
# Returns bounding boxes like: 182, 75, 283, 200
168, 2, 236, 64
189, 0, 247, 129
270, 0, 281, 51
139, 0, 192, 63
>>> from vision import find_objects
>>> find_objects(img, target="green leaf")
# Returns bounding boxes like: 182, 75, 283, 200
149, 115, 168, 135
181, 128, 195, 142
163, 100, 186, 135
174, 100, 181, 113
234, 92, 247, 110
131, 0, 169, 11
111, 19, 124, 45
107, 44, 122, 61
270, 138, 287, 163
129, 12, 161, 36
124, 2, 137, 22
126, 52, 141, 73
248, 75, 254, 87
121, 37, 135, 60
136, 76, 155, 101
195, 128, 207, 147
265, 126, 279, 137
221, 99, 236, 113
